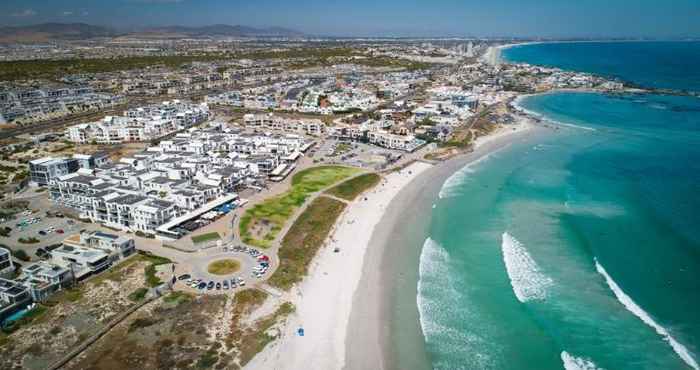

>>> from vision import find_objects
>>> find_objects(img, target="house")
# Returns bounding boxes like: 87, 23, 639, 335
15, 262, 73, 302
0, 278, 32, 322
64, 231, 136, 260
0, 248, 14, 279
50, 245, 111, 280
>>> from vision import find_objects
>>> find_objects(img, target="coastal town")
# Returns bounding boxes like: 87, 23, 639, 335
0, 27, 639, 370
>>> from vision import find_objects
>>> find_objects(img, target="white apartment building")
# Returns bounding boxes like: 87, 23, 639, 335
15, 262, 73, 302
50, 245, 112, 280
66, 100, 209, 144
64, 230, 136, 260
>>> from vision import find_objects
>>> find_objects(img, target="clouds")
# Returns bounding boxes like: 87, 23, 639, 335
11, 9, 36, 17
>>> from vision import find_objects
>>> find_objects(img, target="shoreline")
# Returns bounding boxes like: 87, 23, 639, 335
345, 117, 546, 370
245, 160, 434, 370
245, 116, 545, 370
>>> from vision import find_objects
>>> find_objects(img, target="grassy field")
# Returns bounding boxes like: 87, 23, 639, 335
268, 196, 346, 290
207, 259, 241, 275
191, 232, 221, 244
239, 165, 359, 248
325, 173, 381, 201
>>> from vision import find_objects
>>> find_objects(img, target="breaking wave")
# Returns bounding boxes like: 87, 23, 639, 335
438, 153, 495, 199
417, 237, 494, 368
501, 232, 553, 302
561, 351, 603, 370
595, 259, 699, 370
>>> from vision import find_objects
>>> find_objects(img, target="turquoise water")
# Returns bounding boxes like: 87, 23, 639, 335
417, 42, 700, 370
503, 41, 700, 93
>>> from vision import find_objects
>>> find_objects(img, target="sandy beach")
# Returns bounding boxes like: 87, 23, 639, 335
345, 117, 541, 370
247, 117, 541, 370
245, 160, 433, 370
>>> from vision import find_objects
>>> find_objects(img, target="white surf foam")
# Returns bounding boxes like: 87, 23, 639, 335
501, 232, 553, 302
417, 237, 452, 338
512, 96, 597, 132
438, 151, 498, 199
595, 259, 699, 370
417, 237, 495, 368
561, 351, 603, 370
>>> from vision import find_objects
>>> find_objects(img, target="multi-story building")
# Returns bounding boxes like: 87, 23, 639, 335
49, 125, 310, 238
50, 245, 112, 280
64, 230, 136, 260
66, 100, 209, 144
29, 157, 80, 186
15, 262, 73, 302
0, 247, 14, 278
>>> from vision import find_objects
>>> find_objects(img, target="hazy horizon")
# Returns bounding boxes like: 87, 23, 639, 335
1, 0, 700, 39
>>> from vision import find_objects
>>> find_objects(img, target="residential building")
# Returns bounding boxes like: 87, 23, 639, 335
15, 262, 73, 302
50, 245, 111, 280
0, 248, 13, 279
64, 230, 136, 260
0, 278, 32, 321
29, 157, 80, 186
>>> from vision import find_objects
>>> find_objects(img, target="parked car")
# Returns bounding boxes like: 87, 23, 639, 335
223, 280, 229, 290
198, 282, 207, 290
215, 282, 221, 290
207, 281, 214, 290
177, 274, 191, 280
56, 229, 64, 234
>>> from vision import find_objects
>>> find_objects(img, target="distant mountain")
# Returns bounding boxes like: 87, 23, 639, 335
0, 23, 118, 43
141, 24, 304, 38
0, 23, 303, 43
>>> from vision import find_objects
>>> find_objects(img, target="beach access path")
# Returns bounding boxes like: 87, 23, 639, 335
245, 160, 433, 370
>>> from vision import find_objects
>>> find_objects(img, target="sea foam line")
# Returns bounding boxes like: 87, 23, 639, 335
437, 148, 501, 199
595, 259, 699, 370
501, 232, 553, 302
561, 351, 603, 370
512, 95, 596, 132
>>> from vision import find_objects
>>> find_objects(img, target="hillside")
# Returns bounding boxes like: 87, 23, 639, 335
0, 23, 117, 43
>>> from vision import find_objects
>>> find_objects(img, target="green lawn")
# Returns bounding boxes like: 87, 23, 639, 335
239, 165, 359, 248
191, 232, 221, 244
268, 196, 346, 290
325, 173, 381, 201
207, 259, 241, 275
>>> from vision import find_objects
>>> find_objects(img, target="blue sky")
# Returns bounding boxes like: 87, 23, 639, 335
1, 0, 699, 38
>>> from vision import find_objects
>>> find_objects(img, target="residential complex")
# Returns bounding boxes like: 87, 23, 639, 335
0, 84, 124, 124
48, 123, 312, 239
0, 231, 137, 321
65, 100, 210, 144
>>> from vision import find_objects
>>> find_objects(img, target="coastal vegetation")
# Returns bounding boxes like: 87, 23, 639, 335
268, 196, 346, 290
0, 47, 360, 82
325, 172, 381, 201
141, 252, 173, 287
226, 289, 295, 367
239, 165, 359, 248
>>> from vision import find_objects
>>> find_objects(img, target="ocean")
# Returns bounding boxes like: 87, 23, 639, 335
412, 42, 700, 370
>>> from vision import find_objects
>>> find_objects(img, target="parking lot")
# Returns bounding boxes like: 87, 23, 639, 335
314, 139, 403, 170
171, 244, 273, 295
0, 209, 87, 257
